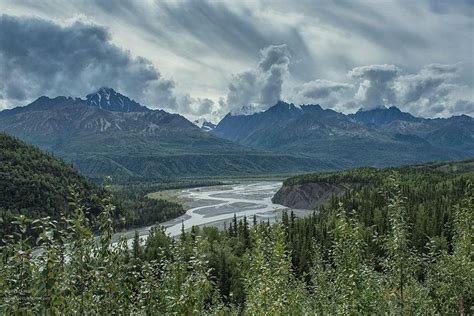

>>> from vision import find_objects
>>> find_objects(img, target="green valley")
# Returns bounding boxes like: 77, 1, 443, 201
1, 158, 472, 314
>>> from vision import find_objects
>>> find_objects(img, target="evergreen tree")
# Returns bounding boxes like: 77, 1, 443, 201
427, 182, 474, 314
132, 230, 142, 259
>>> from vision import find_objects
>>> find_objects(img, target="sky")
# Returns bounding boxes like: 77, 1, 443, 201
1, 0, 473, 121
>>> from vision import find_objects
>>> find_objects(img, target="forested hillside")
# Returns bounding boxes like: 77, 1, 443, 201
282, 159, 474, 186
0, 133, 184, 234
277, 161, 474, 254
0, 133, 105, 229
1, 161, 472, 314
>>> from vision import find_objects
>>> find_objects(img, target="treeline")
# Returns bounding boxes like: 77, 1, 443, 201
110, 179, 224, 227
284, 166, 380, 186
1, 172, 472, 314
284, 158, 474, 186
112, 187, 184, 229
111, 178, 224, 189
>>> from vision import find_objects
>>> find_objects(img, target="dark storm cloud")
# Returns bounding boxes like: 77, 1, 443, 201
1, 0, 473, 118
0, 14, 176, 108
85, 0, 315, 82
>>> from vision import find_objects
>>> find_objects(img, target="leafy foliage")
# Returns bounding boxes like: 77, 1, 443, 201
1, 169, 473, 314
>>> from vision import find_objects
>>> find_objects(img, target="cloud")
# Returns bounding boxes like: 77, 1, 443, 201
423, 63, 459, 75
153, 1, 314, 81
348, 64, 400, 108
0, 14, 176, 109
1, 0, 473, 118
258, 44, 290, 106
394, 64, 458, 104
296, 79, 352, 100
226, 44, 290, 114
65, 0, 313, 101
345, 62, 472, 117
226, 71, 258, 113
292, 62, 472, 117
392, 63, 469, 116
171, 95, 217, 119
452, 99, 474, 115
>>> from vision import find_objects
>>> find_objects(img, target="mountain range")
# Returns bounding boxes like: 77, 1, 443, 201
212, 101, 474, 169
1, 89, 472, 182
0, 88, 321, 182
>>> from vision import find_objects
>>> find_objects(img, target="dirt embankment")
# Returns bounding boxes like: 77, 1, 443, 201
272, 182, 352, 210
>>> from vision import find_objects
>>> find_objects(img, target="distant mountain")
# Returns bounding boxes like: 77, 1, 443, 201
84, 87, 150, 112
213, 101, 474, 169
349, 106, 420, 125
0, 87, 150, 116
0, 94, 195, 138
0, 92, 325, 182
426, 115, 474, 150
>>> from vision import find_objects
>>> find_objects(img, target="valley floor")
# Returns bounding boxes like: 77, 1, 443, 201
114, 181, 313, 245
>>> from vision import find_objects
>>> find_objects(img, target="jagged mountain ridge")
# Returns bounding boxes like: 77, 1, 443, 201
349, 106, 420, 125
85, 87, 150, 112
213, 101, 474, 168
1, 98, 194, 138
0, 88, 150, 117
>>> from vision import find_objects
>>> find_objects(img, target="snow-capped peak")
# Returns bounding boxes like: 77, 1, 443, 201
84, 87, 150, 113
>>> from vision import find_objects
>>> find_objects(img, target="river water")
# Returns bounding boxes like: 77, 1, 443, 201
115, 181, 290, 245
164, 181, 288, 236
